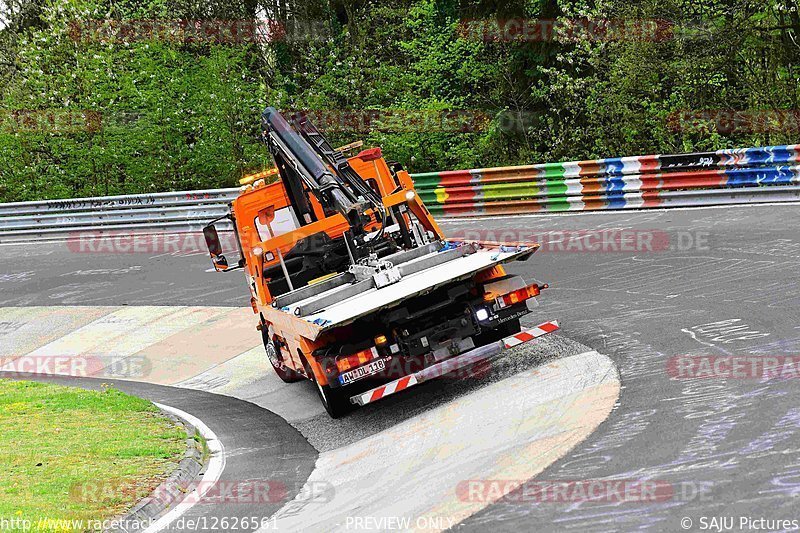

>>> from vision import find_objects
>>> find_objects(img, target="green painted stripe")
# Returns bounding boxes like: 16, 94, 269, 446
426, 203, 444, 215
410, 172, 442, 189
543, 182, 568, 197
540, 163, 568, 179
545, 197, 572, 212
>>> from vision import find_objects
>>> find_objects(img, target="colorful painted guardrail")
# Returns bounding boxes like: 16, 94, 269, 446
411, 144, 800, 216
2, 144, 798, 242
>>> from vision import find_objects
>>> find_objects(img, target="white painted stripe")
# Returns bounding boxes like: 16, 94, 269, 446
356, 374, 419, 406
469, 169, 482, 184
561, 162, 582, 178
624, 177, 644, 191
0, 307, 115, 358
384, 381, 400, 395
22, 306, 189, 358
390, 375, 417, 394
16, 306, 232, 379
142, 403, 226, 533
355, 391, 372, 405
620, 157, 643, 173
502, 326, 549, 349
623, 194, 646, 209
564, 180, 584, 195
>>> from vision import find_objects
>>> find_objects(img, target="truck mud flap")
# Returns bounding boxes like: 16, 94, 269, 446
350, 320, 560, 407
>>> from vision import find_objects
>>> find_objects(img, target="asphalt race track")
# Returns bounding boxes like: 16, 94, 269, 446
2, 203, 799, 532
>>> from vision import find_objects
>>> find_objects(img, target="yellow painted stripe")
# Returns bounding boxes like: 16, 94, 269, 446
21, 306, 213, 358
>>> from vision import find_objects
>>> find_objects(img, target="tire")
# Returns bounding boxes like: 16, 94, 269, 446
262, 329, 303, 383
301, 354, 354, 419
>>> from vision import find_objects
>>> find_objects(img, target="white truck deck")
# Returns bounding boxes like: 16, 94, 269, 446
263, 241, 538, 340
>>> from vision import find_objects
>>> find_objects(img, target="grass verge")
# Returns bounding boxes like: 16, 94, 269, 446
0, 379, 187, 532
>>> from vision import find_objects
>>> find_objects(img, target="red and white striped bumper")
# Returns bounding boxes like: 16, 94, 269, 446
502, 320, 560, 349
350, 320, 559, 407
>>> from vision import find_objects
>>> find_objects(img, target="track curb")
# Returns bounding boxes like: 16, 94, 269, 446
105, 406, 207, 533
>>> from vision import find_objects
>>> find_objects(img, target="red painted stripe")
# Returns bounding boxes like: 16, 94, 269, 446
442, 201, 479, 217
577, 160, 603, 177
638, 154, 660, 173
370, 387, 385, 403
438, 170, 473, 187
396, 376, 412, 391
515, 331, 535, 342
642, 190, 663, 208
540, 321, 559, 333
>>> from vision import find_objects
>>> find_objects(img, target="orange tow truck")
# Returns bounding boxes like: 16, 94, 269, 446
203, 108, 558, 417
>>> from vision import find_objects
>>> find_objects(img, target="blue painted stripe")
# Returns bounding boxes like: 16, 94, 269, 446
604, 175, 628, 193
725, 167, 796, 187
718, 144, 799, 166
602, 158, 626, 176
605, 193, 628, 209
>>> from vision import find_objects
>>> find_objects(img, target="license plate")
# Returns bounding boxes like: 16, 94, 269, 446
338, 357, 388, 385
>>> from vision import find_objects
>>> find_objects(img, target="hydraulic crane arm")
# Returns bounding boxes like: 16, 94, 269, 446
261, 107, 372, 235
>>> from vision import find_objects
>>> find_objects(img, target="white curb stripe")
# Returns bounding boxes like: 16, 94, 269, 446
142, 403, 226, 533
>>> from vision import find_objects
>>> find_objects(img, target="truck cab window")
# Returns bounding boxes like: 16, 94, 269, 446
254, 206, 300, 241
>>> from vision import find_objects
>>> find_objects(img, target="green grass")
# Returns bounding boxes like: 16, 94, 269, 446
0, 380, 187, 532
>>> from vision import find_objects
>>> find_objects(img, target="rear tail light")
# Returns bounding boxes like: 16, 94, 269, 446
336, 346, 379, 373
494, 283, 545, 309
321, 358, 338, 378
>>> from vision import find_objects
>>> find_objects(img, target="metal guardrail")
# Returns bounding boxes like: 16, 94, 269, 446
413, 144, 800, 216
0, 189, 237, 240
0, 144, 798, 241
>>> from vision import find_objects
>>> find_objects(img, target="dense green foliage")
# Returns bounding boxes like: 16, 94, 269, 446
0, 0, 798, 201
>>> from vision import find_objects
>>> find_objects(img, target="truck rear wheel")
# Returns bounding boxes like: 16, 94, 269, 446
315, 382, 354, 419
262, 329, 303, 383
301, 354, 354, 419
